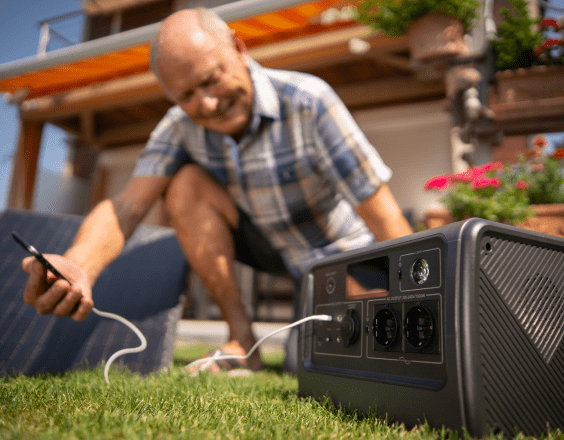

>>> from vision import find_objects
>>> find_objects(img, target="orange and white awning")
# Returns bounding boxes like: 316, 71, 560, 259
0, 0, 359, 100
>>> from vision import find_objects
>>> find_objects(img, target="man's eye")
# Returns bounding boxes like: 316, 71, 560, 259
180, 91, 194, 102
203, 76, 219, 87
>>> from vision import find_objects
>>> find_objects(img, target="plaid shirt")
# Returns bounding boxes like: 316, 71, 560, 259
133, 60, 392, 279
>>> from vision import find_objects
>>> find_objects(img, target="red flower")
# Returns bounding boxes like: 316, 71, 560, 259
481, 162, 504, 173
542, 39, 564, 49
553, 149, 564, 159
424, 175, 451, 191
540, 19, 560, 30
515, 180, 529, 190
472, 177, 501, 190
534, 136, 548, 148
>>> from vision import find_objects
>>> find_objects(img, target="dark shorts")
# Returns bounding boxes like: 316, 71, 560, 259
233, 209, 289, 277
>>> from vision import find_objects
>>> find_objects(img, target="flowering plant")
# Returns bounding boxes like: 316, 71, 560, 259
424, 148, 564, 225
355, 0, 480, 37
490, 0, 564, 71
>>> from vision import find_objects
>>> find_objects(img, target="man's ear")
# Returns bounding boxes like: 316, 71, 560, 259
231, 30, 247, 54
231, 31, 249, 65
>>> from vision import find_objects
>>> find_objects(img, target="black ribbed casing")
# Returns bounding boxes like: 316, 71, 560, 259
298, 218, 564, 437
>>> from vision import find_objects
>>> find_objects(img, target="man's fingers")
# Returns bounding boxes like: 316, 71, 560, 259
21, 256, 36, 274
34, 279, 71, 315
71, 295, 94, 323
22, 259, 47, 306
52, 284, 83, 317
21, 255, 93, 321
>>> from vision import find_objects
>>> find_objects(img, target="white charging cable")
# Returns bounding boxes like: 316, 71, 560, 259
91, 307, 147, 385
184, 314, 333, 375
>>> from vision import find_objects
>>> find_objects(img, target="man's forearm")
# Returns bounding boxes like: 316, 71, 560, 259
356, 184, 413, 242
63, 198, 142, 286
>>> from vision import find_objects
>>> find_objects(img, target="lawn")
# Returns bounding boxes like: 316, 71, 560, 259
0, 345, 561, 440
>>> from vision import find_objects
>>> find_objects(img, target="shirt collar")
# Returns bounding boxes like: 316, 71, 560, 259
248, 59, 280, 122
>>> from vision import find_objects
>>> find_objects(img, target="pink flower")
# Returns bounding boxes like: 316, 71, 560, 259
540, 19, 560, 30
424, 175, 451, 191
452, 170, 474, 183
454, 166, 487, 182
472, 177, 501, 190
481, 162, 504, 173
515, 180, 529, 190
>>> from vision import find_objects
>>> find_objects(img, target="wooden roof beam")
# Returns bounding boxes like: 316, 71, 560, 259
20, 72, 166, 121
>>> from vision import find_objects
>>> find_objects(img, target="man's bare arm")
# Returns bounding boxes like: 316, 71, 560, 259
64, 176, 172, 284
355, 184, 413, 242
22, 175, 171, 321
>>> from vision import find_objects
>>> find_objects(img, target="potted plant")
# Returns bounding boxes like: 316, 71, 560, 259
355, 0, 480, 61
424, 148, 564, 236
490, 0, 564, 103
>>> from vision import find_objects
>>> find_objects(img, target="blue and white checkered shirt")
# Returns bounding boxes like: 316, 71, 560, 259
133, 60, 392, 279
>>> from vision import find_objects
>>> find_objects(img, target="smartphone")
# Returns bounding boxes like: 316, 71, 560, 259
12, 231, 72, 285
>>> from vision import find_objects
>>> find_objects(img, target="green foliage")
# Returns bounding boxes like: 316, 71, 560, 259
523, 157, 564, 204
424, 156, 564, 225
489, 0, 542, 70
355, 0, 480, 37
442, 176, 534, 224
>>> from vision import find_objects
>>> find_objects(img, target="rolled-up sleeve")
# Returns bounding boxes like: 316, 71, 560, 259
132, 107, 193, 177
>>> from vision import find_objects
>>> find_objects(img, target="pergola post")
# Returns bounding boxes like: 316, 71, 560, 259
8, 119, 45, 210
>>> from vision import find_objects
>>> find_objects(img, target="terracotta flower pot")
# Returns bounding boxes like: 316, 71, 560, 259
516, 204, 564, 237
407, 12, 469, 62
425, 204, 564, 237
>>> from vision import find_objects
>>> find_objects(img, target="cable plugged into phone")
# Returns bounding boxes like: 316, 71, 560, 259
12, 231, 147, 385
12, 231, 332, 383
185, 314, 332, 375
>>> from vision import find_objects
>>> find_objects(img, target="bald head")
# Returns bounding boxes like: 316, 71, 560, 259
150, 8, 234, 82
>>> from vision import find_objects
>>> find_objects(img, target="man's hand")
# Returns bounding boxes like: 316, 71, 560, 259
22, 255, 93, 322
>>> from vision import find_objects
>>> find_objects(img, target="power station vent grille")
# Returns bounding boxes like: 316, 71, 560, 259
480, 235, 564, 363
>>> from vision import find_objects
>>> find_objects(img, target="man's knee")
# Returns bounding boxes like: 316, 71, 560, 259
165, 164, 238, 228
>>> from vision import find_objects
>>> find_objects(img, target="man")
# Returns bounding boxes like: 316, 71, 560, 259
21, 8, 412, 373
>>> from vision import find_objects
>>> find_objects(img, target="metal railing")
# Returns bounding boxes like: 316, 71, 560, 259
36, 10, 84, 57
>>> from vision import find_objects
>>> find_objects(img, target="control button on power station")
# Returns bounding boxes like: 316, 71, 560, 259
411, 258, 430, 285
340, 309, 360, 347
326, 277, 336, 294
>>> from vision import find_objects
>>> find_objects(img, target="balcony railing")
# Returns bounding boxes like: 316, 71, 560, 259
36, 10, 85, 56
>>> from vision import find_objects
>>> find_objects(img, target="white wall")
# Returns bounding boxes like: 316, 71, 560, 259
353, 101, 453, 225
33, 167, 89, 215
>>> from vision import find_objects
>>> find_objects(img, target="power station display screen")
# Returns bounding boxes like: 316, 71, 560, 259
346, 256, 389, 299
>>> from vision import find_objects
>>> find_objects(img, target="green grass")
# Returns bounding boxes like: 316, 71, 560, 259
0, 346, 562, 440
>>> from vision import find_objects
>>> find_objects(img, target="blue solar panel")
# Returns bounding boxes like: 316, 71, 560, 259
0, 210, 188, 376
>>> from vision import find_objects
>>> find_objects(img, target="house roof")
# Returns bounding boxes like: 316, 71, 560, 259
0, 0, 358, 100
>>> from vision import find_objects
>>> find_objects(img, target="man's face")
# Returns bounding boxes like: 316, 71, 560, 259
157, 29, 254, 139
